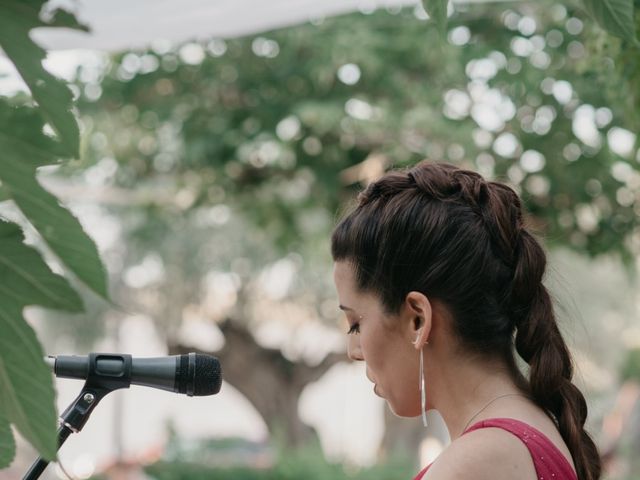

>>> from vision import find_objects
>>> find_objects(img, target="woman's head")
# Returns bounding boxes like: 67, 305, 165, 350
332, 161, 522, 356
331, 160, 600, 480
333, 260, 439, 417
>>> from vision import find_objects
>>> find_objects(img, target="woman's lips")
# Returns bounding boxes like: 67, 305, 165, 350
368, 372, 382, 397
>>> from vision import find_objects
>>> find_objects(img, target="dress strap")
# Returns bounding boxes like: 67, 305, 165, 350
463, 418, 578, 480
413, 418, 578, 480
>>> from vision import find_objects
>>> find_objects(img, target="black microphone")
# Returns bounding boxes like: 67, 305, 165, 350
46, 353, 222, 396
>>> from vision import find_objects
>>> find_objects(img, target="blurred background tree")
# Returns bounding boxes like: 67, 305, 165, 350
46, 2, 640, 452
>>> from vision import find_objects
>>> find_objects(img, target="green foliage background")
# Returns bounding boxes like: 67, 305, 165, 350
74, 0, 640, 264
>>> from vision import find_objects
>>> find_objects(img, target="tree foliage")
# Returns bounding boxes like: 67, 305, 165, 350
75, 1, 640, 263
424, 0, 639, 44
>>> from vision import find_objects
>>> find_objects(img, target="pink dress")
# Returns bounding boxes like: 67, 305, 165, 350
413, 418, 578, 480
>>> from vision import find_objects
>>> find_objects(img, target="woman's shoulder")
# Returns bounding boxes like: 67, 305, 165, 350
423, 422, 538, 480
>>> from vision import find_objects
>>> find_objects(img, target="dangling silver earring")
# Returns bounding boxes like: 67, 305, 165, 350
419, 346, 428, 427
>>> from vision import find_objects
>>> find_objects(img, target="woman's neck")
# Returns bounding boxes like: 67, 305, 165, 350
426, 351, 525, 439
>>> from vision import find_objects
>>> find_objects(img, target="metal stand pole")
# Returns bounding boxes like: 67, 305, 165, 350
23, 425, 74, 480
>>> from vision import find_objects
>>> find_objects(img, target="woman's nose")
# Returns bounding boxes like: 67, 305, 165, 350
347, 335, 364, 361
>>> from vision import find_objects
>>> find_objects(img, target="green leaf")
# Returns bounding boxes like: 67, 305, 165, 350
0, 147, 108, 299
0, 219, 86, 462
0, 0, 96, 467
0, 1, 85, 158
422, 0, 449, 38
0, 101, 70, 164
583, 0, 638, 44
0, 409, 16, 469
0, 220, 83, 312
0, 304, 57, 461
0, 184, 9, 203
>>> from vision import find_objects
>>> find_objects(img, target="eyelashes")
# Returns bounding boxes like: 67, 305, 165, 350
347, 322, 360, 335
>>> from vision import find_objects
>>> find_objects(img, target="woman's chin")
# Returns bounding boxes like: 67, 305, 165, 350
377, 389, 424, 418
386, 402, 420, 418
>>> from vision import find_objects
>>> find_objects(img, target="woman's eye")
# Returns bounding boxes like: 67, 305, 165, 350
347, 323, 360, 335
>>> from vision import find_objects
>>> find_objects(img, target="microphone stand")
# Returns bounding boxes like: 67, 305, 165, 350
23, 354, 133, 480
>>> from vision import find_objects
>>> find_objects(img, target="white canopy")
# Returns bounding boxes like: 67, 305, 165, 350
34, 0, 515, 52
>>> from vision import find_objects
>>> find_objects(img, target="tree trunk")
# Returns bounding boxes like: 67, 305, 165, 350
169, 319, 344, 448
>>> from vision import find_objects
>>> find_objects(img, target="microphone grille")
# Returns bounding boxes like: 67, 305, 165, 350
194, 354, 222, 396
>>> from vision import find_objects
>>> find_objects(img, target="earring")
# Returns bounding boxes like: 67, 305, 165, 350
419, 346, 428, 427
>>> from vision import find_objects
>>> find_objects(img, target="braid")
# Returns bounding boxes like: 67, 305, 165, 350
451, 173, 602, 479
510, 221, 601, 480
413, 165, 602, 480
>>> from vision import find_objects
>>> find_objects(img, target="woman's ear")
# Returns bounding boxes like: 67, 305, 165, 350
405, 291, 432, 350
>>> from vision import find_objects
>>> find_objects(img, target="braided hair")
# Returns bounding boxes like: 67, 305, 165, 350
331, 160, 601, 480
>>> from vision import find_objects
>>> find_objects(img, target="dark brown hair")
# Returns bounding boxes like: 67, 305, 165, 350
331, 160, 600, 480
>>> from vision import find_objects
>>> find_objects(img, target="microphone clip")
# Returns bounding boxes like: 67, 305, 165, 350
85, 353, 133, 391
60, 353, 133, 433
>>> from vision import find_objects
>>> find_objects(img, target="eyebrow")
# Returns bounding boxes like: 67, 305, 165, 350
339, 305, 355, 312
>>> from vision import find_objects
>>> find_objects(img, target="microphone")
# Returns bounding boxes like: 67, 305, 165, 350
46, 353, 222, 396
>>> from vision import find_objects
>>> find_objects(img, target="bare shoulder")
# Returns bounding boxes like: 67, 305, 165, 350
424, 427, 537, 480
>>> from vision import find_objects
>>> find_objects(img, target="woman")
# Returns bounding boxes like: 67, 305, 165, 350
331, 161, 601, 480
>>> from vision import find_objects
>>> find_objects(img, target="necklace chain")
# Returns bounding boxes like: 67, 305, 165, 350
461, 393, 527, 434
